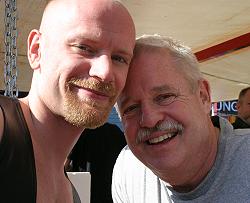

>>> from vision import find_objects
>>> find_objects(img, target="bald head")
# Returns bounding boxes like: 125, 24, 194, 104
27, 0, 135, 129
40, 0, 134, 33
38, 0, 135, 56
29, 0, 135, 70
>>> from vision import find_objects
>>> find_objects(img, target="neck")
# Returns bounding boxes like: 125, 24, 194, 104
175, 126, 220, 193
19, 96, 84, 168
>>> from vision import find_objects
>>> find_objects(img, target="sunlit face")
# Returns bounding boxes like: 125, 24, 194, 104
117, 49, 212, 179
237, 89, 250, 124
32, 0, 135, 128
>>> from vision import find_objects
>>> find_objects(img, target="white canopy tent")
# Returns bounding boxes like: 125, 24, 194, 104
0, 0, 250, 101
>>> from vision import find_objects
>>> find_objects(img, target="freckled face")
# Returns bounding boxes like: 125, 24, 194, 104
36, 0, 135, 128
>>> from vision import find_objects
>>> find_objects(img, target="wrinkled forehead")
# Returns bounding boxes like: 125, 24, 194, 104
127, 48, 180, 81
117, 49, 193, 107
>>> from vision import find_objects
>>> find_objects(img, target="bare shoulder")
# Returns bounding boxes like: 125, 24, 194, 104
0, 107, 4, 143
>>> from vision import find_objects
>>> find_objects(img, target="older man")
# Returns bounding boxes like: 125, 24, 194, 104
0, 0, 135, 202
112, 35, 250, 202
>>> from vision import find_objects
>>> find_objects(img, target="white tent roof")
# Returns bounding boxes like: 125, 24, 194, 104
0, 0, 249, 101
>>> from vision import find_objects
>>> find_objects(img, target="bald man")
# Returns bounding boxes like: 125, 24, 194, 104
0, 0, 135, 202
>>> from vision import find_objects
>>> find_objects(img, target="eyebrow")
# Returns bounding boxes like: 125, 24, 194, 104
65, 32, 133, 59
150, 84, 177, 94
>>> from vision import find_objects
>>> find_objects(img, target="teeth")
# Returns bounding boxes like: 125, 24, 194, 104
149, 133, 174, 144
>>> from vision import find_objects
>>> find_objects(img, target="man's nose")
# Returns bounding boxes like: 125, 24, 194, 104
89, 55, 114, 82
139, 105, 163, 128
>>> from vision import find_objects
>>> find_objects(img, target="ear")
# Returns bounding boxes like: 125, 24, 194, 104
27, 29, 41, 70
198, 79, 211, 113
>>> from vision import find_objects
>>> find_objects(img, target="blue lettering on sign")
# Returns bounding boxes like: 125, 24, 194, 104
231, 101, 237, 111
217, 102, 222, 111
212, 100, 237, 115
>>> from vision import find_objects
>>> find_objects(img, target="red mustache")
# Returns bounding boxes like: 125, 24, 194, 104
67, 78, 116, 97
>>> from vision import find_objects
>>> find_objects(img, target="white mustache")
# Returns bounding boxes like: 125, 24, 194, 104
136, 120, 184, 144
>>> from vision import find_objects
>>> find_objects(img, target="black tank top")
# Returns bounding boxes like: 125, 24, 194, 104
0, 95, 81, 203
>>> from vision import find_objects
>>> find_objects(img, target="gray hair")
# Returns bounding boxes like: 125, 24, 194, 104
134, 34, 203, 92
115, 34, 203, 119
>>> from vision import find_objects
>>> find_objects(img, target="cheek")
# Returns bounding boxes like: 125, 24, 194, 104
123, 119, 138, 144
115, 69, 129, 92
61, 59, 90, 81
